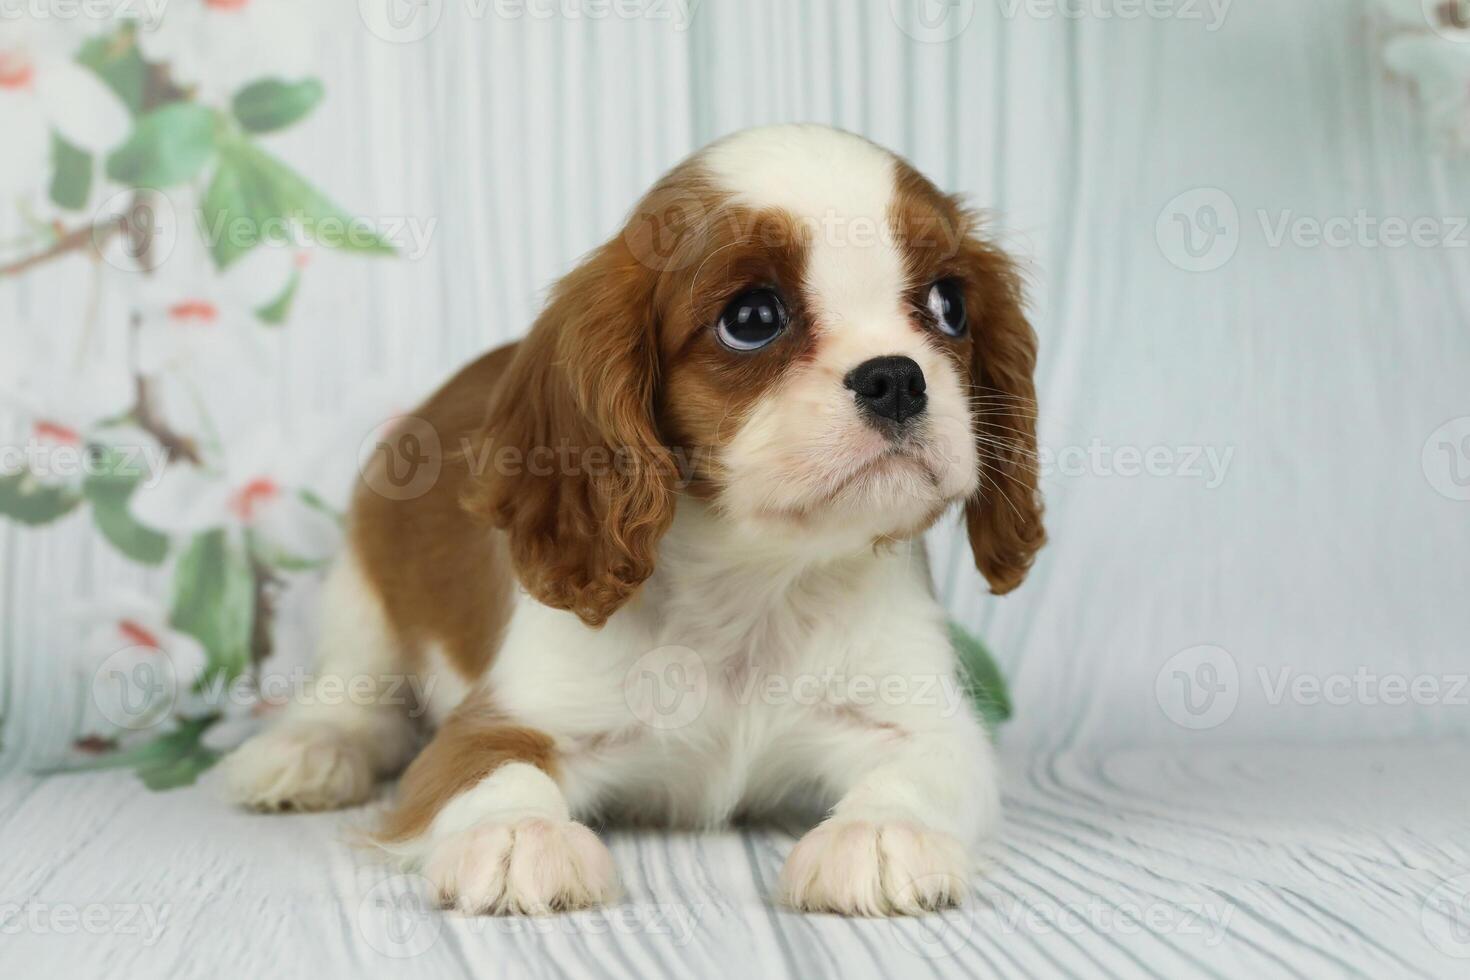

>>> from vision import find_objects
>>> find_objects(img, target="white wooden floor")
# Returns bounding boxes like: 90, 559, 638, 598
3, 740, 1467, 979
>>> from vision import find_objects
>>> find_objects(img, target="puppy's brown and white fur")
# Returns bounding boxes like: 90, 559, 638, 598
222, 125, 1043, 917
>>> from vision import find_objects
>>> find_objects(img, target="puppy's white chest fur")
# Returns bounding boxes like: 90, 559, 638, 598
484, 501, 957, 827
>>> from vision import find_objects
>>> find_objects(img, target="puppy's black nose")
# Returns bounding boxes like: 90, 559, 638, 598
845, 355, 927, 426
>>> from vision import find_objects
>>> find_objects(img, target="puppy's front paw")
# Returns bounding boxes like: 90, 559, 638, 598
424, 819, 618, 915
780, 819, 971, 916
221, 722, 375, 812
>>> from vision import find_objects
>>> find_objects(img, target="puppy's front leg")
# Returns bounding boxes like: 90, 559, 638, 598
377, 699, 617, 915
779, 629, 1001, 916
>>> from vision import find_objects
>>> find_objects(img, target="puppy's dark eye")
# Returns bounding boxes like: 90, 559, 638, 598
924, 279, 967, 338
715, 288, 788, 351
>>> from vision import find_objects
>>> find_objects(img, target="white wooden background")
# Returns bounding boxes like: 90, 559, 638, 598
3, 1, 1470, 977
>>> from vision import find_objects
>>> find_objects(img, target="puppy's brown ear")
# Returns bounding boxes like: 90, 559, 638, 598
463, 238, 675, 627
958, 229, 1046, 594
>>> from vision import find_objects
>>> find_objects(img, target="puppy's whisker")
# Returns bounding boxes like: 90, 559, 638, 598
970, 424, 1037, 450
975, 441, 1040, 463
974, 426, 1041, 448
973, 466, 1029, 527
689, 235, 760, 307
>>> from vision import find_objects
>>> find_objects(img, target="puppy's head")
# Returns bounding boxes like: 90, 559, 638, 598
467, 125, 1044, 627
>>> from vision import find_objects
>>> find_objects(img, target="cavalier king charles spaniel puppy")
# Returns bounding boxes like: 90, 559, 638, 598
221, 124, 1044, 917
